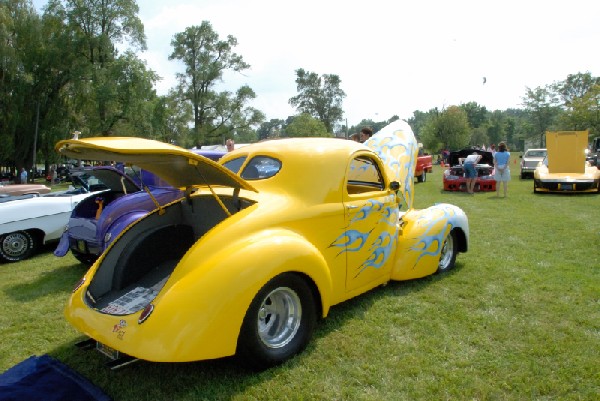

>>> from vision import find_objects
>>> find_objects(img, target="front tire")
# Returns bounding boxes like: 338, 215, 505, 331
73, 251, 97, 266
237, 273, 316, 370
0, 231, 35, 262
437, 230, 457, 273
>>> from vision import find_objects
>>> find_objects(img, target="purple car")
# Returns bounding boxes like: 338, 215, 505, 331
55, 149, 225, 265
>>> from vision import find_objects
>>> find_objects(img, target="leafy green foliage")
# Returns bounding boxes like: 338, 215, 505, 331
169, 21, 262, 147
521, 86, 561, 148
289, 68, 346, 134
420, 105, 471, 151
284, 113, 329, 137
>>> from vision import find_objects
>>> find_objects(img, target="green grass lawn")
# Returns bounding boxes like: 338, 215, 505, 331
2, 162, 599, 400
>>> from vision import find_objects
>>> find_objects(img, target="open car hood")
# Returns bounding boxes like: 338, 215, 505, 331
364, 120, 418, 210
545, 131, 588, 174
448, 149, 494, 166
55, 137, 257, 192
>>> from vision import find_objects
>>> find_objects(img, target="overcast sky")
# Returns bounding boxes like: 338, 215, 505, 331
33, 0, 600, 127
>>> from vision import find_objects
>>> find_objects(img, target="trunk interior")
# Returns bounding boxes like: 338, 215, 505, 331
84, 193, 254, 315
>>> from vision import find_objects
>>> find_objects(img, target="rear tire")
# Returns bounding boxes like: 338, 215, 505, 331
237, 273, 316, 370
0, 231, 35, 262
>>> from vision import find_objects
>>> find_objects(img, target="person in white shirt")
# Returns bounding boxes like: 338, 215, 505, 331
464, 153, 482, 194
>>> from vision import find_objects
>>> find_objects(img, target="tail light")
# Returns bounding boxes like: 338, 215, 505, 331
138, 304, 154, 324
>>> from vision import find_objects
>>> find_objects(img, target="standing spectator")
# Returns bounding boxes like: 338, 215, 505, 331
226, 138, 235, 152
20, 167, 27, 184
494, 142, 511, 197
464, 153, 482, 194
349, 133, 361, 142
359, 127, 373, 143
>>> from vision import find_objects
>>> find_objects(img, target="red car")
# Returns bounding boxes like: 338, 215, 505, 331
443, 149, 496, 192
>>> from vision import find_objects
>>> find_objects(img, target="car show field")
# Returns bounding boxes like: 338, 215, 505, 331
1, 153, 598, 400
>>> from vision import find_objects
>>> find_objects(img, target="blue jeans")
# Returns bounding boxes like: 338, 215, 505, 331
464, 162, 476, 178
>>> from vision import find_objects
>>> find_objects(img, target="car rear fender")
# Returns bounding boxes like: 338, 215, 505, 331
142, 229, 334, 361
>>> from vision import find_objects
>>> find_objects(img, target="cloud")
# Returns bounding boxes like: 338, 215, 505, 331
33, 0, 600, 126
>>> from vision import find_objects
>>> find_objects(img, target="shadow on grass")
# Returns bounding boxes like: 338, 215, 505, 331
3, 249, 85, 302
45, 261, 465, 401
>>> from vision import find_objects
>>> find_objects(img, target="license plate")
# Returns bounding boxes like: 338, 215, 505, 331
560, 184, 572, 190
77, 240, 87, 253
96, 342, 120, 360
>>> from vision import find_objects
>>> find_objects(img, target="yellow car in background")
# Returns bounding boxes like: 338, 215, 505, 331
534, 131, 600, 193
57, 120, 469, 370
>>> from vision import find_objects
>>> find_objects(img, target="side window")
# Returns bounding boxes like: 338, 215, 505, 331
347, 156, 385, 194
222, 156, 247, 174
241, 156, 282, 180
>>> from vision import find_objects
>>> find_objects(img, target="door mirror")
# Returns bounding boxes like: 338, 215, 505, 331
390, 181, 400, 191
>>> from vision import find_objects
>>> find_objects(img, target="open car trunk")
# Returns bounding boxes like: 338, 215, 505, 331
83, 193, 255, 315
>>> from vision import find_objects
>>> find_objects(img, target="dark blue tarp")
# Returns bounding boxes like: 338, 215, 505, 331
0, 355, 111, 401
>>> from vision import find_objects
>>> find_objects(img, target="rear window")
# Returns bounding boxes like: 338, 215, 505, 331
526, 150, 547, 158
240, 156, 282, 180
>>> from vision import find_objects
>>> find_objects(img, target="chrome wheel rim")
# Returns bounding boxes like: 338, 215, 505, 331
1, 232, 29, 259
257, 286, 302, 349
439, 233, 454, 269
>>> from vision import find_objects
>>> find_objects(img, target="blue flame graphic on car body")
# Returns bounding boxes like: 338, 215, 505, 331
329, 228, 374, 256
354, 231, 397, 277
349, 199, 384, 224
408, 204, 457, 268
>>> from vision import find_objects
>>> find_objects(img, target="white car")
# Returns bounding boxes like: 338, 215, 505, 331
0, 170, 110, 262
520, 148, 547, 179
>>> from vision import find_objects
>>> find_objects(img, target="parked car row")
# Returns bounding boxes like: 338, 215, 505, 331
0, 150, 226, 263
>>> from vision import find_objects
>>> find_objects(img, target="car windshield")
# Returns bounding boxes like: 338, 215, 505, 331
70, 171, 109, 193
526, 150, 547, 158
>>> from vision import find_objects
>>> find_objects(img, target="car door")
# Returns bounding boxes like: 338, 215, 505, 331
343, 154, 398, 293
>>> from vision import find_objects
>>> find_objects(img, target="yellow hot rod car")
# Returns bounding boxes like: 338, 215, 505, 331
57, 120, 469, 369
534, 130, 600, 193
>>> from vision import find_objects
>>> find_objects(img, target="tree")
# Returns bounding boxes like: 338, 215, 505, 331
521, 86, 561, 147
257, 119, 285, 140
150, 90, 192, 146
554, 71, 600, 108
553, 72, 600, 136
408, 110, 437, 140
205, 85, 264, 145
47, 0, 146, 65
420, 106, 471, 151
169, 21, 254, 146
559, 83, 600, 136
486, 110, 505, 146
284, 113, 329, 138
289, 68, 345, 134
45, 0, 152, 137
460, 102, 488, 128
